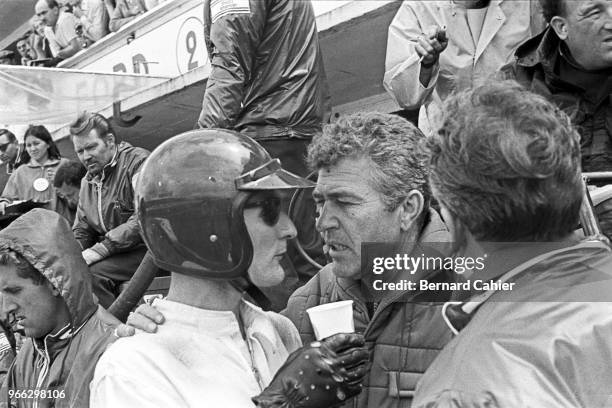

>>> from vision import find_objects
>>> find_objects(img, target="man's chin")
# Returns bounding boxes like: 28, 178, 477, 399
330, 262, 361, 280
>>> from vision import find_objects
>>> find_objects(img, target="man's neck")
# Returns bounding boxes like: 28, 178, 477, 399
454, 0, 490, 9
166, 273, 243, 314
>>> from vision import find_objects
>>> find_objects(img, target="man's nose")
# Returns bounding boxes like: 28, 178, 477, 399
1, 296, 16, 315
315, 202, 338, 232
277, 211, 297, 240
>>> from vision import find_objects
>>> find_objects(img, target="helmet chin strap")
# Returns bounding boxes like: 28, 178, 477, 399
230, 277, 271, 310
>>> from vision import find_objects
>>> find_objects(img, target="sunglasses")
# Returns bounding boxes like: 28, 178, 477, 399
244, 195, 282, 226
0, 142, 12, 153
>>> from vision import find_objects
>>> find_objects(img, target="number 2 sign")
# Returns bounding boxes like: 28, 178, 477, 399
176, 17, 208, 74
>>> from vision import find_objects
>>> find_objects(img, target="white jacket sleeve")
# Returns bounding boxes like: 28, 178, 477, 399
383, 1, 439, 110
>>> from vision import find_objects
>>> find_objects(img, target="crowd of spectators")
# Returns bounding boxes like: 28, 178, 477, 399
0, 0, 165, 67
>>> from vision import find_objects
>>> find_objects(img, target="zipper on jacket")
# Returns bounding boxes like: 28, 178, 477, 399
33, 340, 51, 408
95, 180, 108, 233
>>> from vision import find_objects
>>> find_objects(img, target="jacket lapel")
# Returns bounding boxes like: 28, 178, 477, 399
475, 0, 505, 63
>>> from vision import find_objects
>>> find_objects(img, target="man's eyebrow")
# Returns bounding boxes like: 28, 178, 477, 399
577, 2, 599, 17
313, 187, 362, 200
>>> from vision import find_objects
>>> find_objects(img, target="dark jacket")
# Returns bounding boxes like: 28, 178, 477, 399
198, 0, 331, 139
0, 209, 118, 408
73, 141, 149, 256
282, 209, 454, 408
501, 28, 612, 172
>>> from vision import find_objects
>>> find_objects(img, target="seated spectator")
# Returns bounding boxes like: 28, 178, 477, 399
35, 0, 83, 61
30, 16, 55, 60
412, 81, 612, 407
69, 0, 109, 42
53, 160, 86, 224
384, 0, 544, 134
0, 209, 118, 408
0, 50, 15, 65
16, 39, 36, 66
501, 0, 612, 238
91, 129, 368, 408
0, 125, 68, 215
105, 0, 157, 32
70, 112, 149, 308
0, 129, 21, 194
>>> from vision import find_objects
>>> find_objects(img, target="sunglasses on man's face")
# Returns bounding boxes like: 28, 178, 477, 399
0, 142, 12, 153
244, 195, 282, 226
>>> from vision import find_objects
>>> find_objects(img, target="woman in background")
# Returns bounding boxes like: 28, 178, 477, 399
0, 125, 68, 214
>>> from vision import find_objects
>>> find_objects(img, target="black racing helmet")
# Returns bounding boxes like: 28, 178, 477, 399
135, 129, 314, 280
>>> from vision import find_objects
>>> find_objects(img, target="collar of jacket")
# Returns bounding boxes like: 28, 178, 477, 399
25, 157, 61, 168
515, 27, 612, 96
32, 308, 96, 363
442, 238, 611, 334
85, 145, 120, 184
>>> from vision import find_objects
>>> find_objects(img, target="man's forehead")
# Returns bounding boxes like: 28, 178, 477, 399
0, 263, 21, 284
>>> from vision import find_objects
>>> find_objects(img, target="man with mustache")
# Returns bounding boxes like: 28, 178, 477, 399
69, 111, 150, 309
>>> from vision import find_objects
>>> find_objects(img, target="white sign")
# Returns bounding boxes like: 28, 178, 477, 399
74, 3, 208, 78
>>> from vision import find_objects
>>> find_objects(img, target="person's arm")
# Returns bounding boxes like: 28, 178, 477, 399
0, 172, 21, 214
43, 27, 61, 58
55, 13, 83, 59
383, 2, 447, 110
91, 152, 148, 259
253, 333, 369, 408
30, 34, 46, 60
108, 0, 143, 32
72, 182, 97, 250
57, 37, 82, 59
78, 0, 109, 41
197, 0, 267, 129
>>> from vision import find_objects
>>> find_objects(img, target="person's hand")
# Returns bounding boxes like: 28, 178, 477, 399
253, 333, 370, 408
415, 25, 448, 67
125, 303, 165, 333
82, 248, 103, 265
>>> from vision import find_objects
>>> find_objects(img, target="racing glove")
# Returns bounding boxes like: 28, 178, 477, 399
253, 332, 369, 408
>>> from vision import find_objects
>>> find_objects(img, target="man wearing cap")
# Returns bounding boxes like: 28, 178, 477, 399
69, 111, 149, 308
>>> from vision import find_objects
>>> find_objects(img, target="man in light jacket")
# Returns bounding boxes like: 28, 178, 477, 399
384, 0, 544, 135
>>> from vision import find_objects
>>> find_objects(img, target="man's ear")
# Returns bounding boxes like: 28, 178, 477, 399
550, 16, 569, 40
104, 133, 116, 146
47, 282, 61, 297
398, 190, 424, 233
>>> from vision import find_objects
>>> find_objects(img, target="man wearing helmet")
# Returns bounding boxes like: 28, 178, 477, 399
90, 129, 368, 408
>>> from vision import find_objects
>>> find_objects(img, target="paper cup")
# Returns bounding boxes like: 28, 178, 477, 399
306, 300, 355, 340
